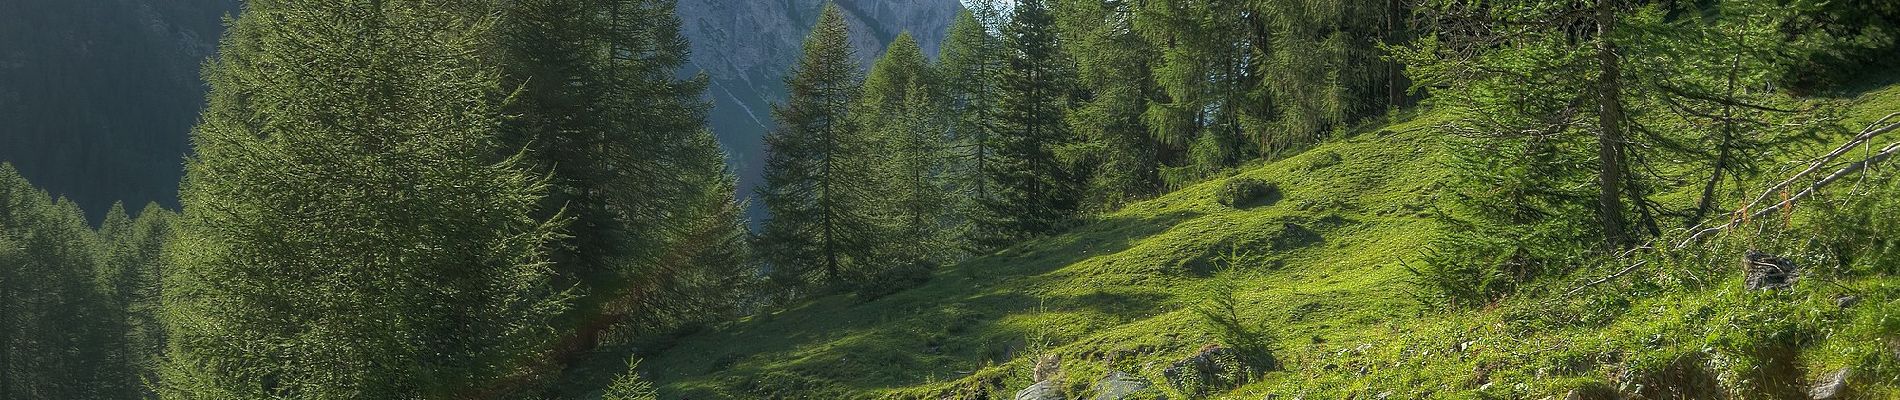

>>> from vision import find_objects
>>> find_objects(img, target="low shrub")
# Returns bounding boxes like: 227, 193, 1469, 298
1216, 178, 1281, 208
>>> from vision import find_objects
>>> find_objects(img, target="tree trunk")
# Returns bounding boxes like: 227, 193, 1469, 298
1386, 0, 1408, 109
1593, 0, 1632, 248
1692, 50, 1746, 225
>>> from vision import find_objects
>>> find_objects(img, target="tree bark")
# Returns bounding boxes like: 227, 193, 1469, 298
1593, 0, 1632, 248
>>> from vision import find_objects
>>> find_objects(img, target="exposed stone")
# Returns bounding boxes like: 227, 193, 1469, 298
1835, 295, 1859, 308
1162, 345, 1257, 396
1743, 250, 1798, 290
1013, 380, 1064, 400
1810, 367, 1851, 399
1090, 371, 1155, 400
1033, 353, 1062, 382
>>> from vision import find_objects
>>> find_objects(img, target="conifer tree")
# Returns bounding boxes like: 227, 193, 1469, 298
758, 3, 877, 290
1058, 0, 1162, 210
494, 0, 749, 365
1138, 0, 1260, 180
937, 6, 1006, 247
96, 202, 173, 399
978, 0, 1083, 246
858, 33, 961, 267
0, 164, 121, 399
160, 1, 568, 398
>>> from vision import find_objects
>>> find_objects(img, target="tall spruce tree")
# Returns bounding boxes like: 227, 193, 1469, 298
978, 0, 1083, 246
937, 5, 1006, 248
1404, 0, 1647, 251
759, 3, 877, 291
1058, 0, 1163, 210
160, 1, 568, 398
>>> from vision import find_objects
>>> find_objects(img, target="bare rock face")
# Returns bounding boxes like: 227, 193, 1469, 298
1743, 250, 1798, 290
673, 0, 963, 206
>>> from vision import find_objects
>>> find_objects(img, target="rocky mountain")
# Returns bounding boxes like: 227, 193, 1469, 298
677, 0, 965, 216
0, 0, 240, 220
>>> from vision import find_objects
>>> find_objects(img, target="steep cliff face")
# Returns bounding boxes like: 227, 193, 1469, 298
675, 0, 964, 216
0, 0, 239, 219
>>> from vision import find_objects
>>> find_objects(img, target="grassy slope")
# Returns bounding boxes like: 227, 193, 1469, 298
632, 80, 1900, 399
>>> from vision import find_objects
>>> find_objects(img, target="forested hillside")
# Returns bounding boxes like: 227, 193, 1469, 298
0, 0, 238, 220
1, 0, 1898, 399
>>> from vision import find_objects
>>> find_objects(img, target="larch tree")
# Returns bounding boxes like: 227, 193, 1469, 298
96, 202, 174, 400
0, 164, 122, 399
1058, 0, 1163, 210
858, 32, 961, 272
494, 0, 751, 371
160, 1, 569, 398
758, 3, 878, 292
1138, 0, 1261, 182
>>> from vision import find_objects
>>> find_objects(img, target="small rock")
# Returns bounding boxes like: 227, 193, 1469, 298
1014, 380, 1064, 400
1163, 345, 1258, 396
1836, 295, 1859, 308
1033, 353, 1062, 382
1090, 371, 1153, 400
1810, 367, 1851, 399
1743, 250, 1798, 290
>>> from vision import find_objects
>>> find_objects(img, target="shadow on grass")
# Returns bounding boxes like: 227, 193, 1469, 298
563, 211, 1204, 399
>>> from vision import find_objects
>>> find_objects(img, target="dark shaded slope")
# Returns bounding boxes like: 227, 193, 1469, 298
0, 0, 238, 221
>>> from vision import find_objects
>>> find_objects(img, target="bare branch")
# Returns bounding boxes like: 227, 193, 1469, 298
1677, 113, 1900, 247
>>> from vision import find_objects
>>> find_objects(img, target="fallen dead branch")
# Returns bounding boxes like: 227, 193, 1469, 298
1677, 112, 1900, 248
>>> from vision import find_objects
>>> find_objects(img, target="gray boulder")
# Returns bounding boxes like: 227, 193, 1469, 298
1091, 371, 1157, 400
1810, 367, 1851, 399
1162, 346, 1256, 396
1014, 380, 1064, 400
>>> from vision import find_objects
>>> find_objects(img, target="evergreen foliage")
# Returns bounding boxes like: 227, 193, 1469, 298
6, 0, 1900, 398
1057, 0, 1163, 211
977, 0, 1084, 247
0, 164, 127, 399
494, 0, 753, 367
601, 359, 659, 400
97, 202, 174, 399
759, 3, 880, 292
936, 5, 1007, 248
160, 1, 569, 398
858, 33, 962, 277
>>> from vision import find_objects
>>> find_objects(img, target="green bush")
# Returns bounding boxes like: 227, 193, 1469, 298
1216, 178, 1281, 208
850, 258, 937, 300
603, 358, 659, 400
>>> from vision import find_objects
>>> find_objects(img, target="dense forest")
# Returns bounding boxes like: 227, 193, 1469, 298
2, 0, 1899, 398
